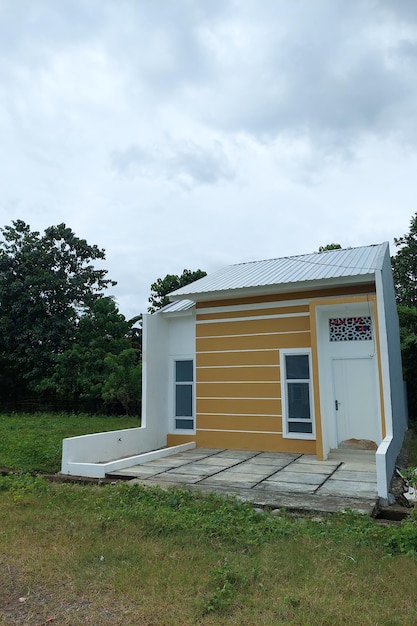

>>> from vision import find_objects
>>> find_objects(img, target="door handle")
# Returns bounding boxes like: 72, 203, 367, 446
335, 400, 340, 411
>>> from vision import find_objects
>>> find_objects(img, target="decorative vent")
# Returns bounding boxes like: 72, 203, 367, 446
329, 316, 372, 342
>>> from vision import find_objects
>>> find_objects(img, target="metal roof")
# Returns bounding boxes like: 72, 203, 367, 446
170, 243, 388, 301
158, 299, 195, 314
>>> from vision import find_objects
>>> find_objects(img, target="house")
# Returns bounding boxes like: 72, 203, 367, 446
141, 242, 407, 503
61, 242, 407, 506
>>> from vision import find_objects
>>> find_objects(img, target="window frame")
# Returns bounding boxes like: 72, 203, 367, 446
280, 348, 315, 440
173, 357, 195, 432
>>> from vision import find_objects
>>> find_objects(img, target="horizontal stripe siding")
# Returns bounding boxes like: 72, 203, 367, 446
196, 304, 310, 321
196, 350, 279, 367
198, 366, 280, 382
195, 430, 317, 454
197, 332, 310, 352
197, 415, 282, 432
196, 380, 280, 399
195, 283, 376, 309
197, 398, 281, 415
197, 312, 308, 325
167, 434, 195, 447
194, 299, 317, 452
196, 316, 310, 337
197, 381, 279, 398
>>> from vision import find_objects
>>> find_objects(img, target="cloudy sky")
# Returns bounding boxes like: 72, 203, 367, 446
1, 1, 417, 320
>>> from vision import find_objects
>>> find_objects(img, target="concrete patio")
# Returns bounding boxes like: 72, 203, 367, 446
108, 447, 378, 515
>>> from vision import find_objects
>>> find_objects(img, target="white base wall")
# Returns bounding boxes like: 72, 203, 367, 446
61, 426, 187, 478
376, 433, 406, 505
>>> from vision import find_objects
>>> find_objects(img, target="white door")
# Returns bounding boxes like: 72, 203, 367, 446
332, 358, 380, 445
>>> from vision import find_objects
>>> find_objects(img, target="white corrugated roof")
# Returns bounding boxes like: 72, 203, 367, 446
170, 243, 388, 301
158, 299, 195, 314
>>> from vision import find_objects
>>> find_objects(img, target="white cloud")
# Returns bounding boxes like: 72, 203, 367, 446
0, 0, 417, 319
112, 138, 234, 187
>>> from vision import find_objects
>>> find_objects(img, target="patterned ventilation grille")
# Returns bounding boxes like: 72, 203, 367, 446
329, 316, 372, 342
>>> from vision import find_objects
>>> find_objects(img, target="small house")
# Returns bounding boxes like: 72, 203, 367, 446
141, 243, 407, 502
62, 242, 407, 505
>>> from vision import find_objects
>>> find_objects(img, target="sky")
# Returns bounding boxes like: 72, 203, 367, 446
1, 0, 417, 321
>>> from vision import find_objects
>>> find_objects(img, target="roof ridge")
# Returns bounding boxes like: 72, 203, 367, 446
228, 243, 383, 269
169, 242, 387, 300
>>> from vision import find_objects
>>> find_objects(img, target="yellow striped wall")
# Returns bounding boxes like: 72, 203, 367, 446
194, 284, 376, 454
195, 296, 314, 453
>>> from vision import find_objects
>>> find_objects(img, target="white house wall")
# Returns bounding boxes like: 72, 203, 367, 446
165, 312, 196, 434
375, 247, 408, 503
315, 300, 381, 458
141, 312, 170, 435
142, 310, 196, 437
378, 246, 407, 434
167, 314, 196, 355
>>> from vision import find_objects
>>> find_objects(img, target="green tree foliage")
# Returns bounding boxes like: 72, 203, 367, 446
0, 220, 116, 398
0, 220, 143, 414
397, 305, 417, 419
392, 213, 417, 308
391, 214, 417, 419
148, 268, 207, 313
39, 297, 140, 413
102, 349, 142, 415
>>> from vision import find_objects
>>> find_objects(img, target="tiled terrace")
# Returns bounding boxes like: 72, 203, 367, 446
109, 447, 378, 515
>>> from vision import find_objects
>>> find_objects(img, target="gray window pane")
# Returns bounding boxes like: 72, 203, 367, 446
175, 418, 194, 430
289, 421, 313, 434
176, 385, 192, 417
285, 355, 309, 380
176, 360, 193, 382
287, 382, 310, 419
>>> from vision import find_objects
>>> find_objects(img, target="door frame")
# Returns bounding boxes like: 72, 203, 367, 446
312, 297, 383, 457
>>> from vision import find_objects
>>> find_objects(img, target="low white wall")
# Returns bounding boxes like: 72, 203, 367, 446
61, 426, 167, 476
376, 435, 402, 505
62, 439, 196, 478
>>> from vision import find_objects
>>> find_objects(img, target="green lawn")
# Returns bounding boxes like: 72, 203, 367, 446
1, 414, 417, 624
0, 412, 139, 473
1, 478, 417, 625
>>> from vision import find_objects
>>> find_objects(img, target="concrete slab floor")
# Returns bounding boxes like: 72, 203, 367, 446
264, 471, 331, 485
212, 450, 260, 459
296, 454, 342, 466
108, 447, 378, 515
279, 462, 338, 474
259, 481, 318, 494
146, 473, 205, 485
334, 470, 377, 482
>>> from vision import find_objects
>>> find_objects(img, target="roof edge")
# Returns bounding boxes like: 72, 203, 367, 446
170, 273, 376, 303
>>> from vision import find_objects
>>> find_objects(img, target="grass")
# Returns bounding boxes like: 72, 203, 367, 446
1, 414, 417, 624
1, 479, 417, 625
0, 412, 139, 473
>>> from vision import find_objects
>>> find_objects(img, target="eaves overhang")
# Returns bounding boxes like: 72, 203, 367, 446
169, 273, 376, 304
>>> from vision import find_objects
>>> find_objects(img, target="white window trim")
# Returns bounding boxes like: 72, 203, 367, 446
171, 356, 196, 434
280, 348, 315, 440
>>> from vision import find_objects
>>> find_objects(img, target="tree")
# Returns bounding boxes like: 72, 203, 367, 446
318, 243, 342, 252
148, 268, 207, 313
38, 297, 138, 412
0, 220, 116, 398
102, 349, 142, 415
392, 213, 417, 307
390, 213, 417, 419
397, 305, 417, 419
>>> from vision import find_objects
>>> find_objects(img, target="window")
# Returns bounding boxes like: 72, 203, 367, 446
329, 316, 372, 342
175, 360, 194, 430
282, 351, 314, 438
